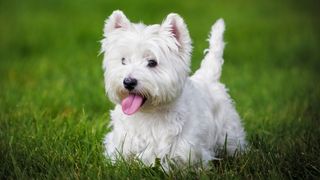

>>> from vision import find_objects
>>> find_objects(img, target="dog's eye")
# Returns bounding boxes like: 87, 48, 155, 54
121, 57, 126, 65
147, 59, 157, 68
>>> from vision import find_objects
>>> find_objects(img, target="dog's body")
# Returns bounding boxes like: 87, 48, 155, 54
101, 10, 246, 167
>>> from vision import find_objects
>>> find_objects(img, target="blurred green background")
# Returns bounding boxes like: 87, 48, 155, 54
0, 0, 319, 179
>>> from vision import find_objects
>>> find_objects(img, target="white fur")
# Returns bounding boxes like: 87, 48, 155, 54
101, 10, 246, 168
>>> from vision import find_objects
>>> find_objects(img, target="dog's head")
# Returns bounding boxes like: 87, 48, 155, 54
101, 10, 192, 115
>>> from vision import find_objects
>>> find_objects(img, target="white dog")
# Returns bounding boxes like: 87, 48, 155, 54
101, 10, 246, 168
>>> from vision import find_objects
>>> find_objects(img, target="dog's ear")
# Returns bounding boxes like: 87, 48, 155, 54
161, 13, 191, 52
104, 10, 131, 36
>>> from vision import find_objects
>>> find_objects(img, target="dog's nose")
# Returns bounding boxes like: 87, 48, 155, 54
123, 77, 138, 91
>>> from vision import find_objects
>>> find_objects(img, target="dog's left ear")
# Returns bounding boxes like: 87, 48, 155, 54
161, 13, 191, 53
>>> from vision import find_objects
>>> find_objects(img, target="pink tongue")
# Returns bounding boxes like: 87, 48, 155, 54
121, 94, 144, 115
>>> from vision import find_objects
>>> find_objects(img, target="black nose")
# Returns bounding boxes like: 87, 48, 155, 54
123, 77, 138, 91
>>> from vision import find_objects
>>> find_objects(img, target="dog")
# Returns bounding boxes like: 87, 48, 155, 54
101, 10, 246, 168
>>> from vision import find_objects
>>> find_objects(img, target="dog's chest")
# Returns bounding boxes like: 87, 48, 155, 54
112, 108, 183, 156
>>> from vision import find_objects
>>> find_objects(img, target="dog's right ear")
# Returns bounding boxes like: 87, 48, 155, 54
103, 10, 131, 36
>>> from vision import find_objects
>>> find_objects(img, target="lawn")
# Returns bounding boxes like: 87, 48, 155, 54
0, 0, 319, 179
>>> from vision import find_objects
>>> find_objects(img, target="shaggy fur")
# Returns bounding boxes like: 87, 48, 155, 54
101, 10, 246, 168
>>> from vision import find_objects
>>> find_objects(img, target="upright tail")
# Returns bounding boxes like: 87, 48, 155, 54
192, 19, 225, 82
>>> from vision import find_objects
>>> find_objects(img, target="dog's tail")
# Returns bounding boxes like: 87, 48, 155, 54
192, 19, 225, 82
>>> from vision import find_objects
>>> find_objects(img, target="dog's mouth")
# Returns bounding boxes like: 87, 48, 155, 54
121, 93, 147, 115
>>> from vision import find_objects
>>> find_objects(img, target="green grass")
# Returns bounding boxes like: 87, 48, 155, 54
1, 0, 320, 179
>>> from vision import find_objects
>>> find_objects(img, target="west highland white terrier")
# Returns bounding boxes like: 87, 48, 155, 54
101, 10, 246, 168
